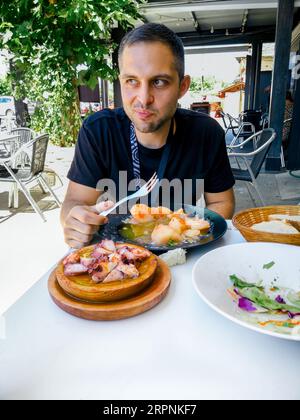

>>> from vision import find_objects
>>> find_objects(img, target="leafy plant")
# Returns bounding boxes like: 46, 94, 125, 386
0, 0, 143, 146
190, 76, 218, 95
0, 75, 12, 96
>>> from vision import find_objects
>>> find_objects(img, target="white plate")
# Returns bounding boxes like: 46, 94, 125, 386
192, 242, 300, 341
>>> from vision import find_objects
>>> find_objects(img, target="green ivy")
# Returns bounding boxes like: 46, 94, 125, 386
0, 76, 13, 96
0, 0, 144, 146
190, 76, 218, 95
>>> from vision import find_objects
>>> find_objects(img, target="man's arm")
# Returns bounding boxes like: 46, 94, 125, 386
61, 181, 113, 249
205, 188, 235, 219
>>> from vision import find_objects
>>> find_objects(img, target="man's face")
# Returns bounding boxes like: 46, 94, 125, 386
119, 41, 190, 134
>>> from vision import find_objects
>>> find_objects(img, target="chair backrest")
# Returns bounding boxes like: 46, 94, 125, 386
261, 113, 269, 130
241, 109, 262, 132
220, 111, 228, 129
250, 128, 276, 178
29, 134, 49, 176
11, 128, 33, 147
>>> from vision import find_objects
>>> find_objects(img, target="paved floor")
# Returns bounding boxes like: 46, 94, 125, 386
0, 144, 72, 315
0, 141, 299, 316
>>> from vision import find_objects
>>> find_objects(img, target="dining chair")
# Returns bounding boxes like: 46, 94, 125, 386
253, 115, 291, 168
0, 133, 61, 222
10, 127, 35, 168
228, 128, 276, 206
220, 111, 239, 136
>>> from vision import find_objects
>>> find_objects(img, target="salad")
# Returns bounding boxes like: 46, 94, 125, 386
227, 264, 300, 335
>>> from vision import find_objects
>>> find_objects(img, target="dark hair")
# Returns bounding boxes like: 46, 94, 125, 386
118, 23, 185, 81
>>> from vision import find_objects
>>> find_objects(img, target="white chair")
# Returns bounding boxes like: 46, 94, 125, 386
10, 127, 35, 168
0, 133, 61, 221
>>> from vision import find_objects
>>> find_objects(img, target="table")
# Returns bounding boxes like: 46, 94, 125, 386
1, 224, 300, 400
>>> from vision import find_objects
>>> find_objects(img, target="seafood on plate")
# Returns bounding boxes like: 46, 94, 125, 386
62, 239, 152, 284
121, 204, 211, 246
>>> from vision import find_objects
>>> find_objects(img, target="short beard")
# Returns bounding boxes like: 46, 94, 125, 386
133, 118, 167, 133
130, 106, 177, 134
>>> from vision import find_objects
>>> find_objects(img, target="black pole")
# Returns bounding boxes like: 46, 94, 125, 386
100, 79, 109, 109
266, 0, 294, 171
9, 60, 30, 126
253, 42, 262, 109
249, 42, 259, 110
244, 55, 252, 111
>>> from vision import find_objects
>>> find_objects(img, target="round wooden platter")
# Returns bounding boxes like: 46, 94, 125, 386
48, 258, 171, 321
56, 243, 158, 303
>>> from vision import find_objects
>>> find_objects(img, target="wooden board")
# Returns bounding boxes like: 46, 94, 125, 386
48, 258, 171, 321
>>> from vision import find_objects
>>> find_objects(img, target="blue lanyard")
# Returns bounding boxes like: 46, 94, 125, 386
129, 120, 173, 195
129, 122, 142, 190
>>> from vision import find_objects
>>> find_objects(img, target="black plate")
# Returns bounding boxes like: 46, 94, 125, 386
97, 205, 227, 253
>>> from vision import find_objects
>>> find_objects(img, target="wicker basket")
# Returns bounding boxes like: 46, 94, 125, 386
232, 205, 300, 246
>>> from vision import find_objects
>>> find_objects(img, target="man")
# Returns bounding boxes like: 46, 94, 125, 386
61, 23, 235, 249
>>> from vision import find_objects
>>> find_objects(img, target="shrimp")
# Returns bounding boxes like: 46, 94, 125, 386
151, 224, 182, 245
185, 217, 210, 234
151, 206, 173, 218
184, 229, 200, 238
168, 216, 187, 234
130, 204, 154, 223
173, 208, 184, 215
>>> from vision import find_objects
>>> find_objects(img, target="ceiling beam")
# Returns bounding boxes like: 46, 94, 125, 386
185, 45, 250, 54
178, 25, 276, 46
141, 0, 300, 14
179, 25, 275, 38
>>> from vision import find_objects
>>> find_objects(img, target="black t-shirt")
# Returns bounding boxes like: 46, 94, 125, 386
68, 108, 235, 207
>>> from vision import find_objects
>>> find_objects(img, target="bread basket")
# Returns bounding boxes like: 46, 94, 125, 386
232, 205, 300, 246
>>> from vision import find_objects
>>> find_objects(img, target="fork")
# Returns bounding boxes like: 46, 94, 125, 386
99, 172, 159, 217
67, 173, 159, 254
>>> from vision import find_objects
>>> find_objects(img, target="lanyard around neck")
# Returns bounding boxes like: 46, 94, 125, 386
129, 119, 174, 192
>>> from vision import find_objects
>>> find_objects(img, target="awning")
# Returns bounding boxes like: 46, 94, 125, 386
140, 0, 300, 47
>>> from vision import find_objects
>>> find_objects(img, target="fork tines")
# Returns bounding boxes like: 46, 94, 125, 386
145, 172, 158, 192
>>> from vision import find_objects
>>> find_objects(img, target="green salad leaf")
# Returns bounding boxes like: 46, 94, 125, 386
263, 261, 275, 270
238, 287, 300, 313
230, 275, 262, 290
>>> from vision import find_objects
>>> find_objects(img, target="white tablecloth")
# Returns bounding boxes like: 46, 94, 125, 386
1, 223, 300, 400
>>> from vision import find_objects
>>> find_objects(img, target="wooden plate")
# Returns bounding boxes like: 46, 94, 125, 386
48, 258, 171, 321
56, 243, 158, 302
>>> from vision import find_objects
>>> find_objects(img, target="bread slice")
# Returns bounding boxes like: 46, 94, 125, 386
252, 220, 299, 234
268, 214, 300, 232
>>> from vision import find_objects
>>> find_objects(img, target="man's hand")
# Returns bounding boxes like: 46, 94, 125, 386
63, 200, 114, 249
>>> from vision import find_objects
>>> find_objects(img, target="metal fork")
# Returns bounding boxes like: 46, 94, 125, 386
99, 172, 159, 217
